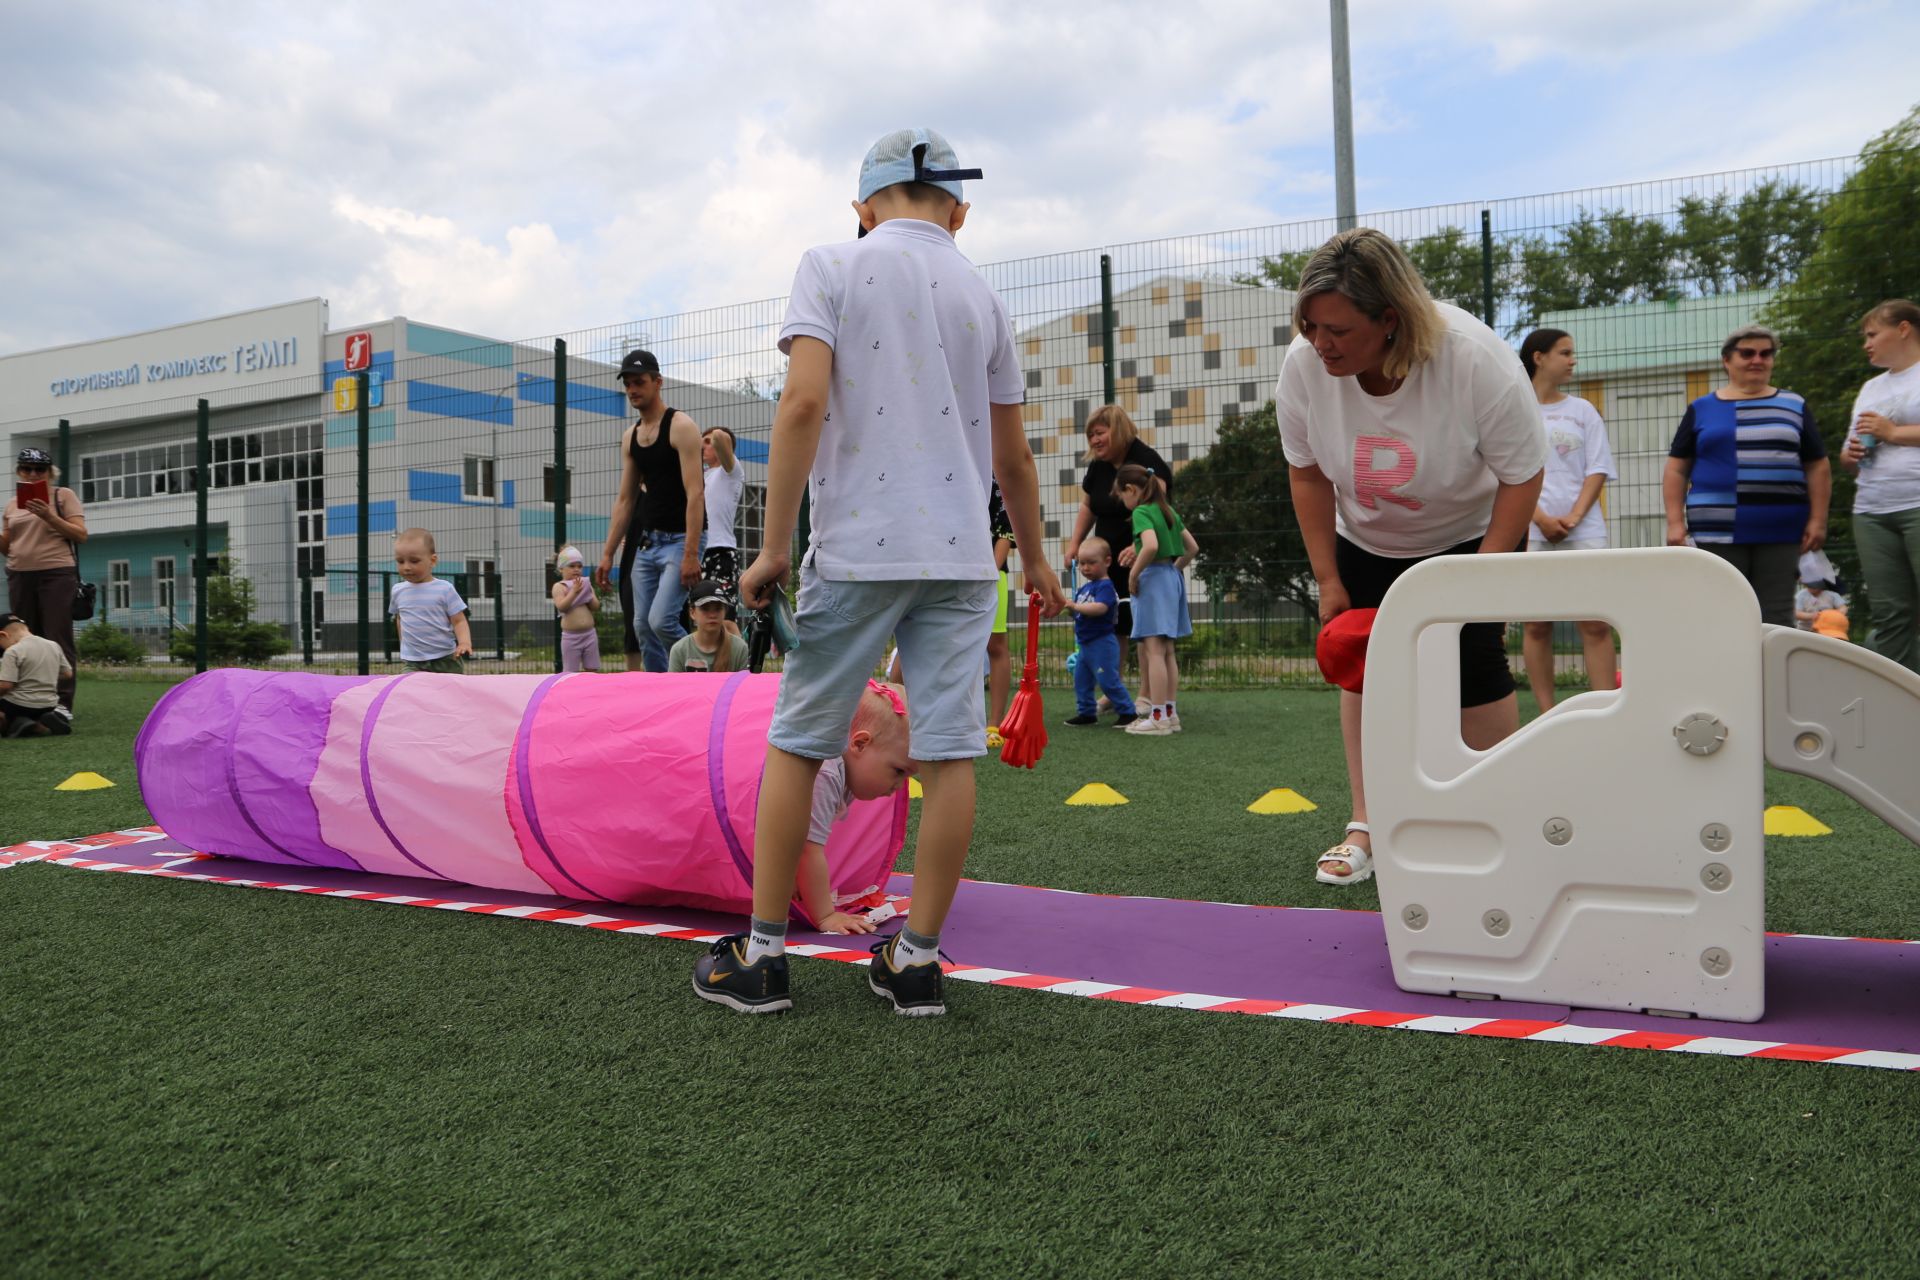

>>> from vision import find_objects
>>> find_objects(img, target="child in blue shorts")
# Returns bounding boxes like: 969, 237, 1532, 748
693, 126, 1066, 1016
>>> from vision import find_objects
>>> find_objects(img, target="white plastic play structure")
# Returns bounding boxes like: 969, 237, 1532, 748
1365, 547, 1920, 1023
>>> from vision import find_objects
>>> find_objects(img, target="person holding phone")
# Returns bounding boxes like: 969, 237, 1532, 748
1, 448, 86, 718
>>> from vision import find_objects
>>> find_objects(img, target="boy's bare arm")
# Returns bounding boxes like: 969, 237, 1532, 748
740, 337, 832, 607
708, 428, 736, 472
988, 403, 1065, 615
451, 611, 474, 657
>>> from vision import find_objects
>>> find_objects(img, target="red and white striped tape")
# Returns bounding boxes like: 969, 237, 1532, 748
18, 838, 1917, 1073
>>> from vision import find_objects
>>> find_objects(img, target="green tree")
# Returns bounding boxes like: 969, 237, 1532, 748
1765, 105, 1920, 588
167, 559, 292, 665
76, 619, 149, 665
1175, 402, 1316, 616
1231, 249, 1312, 291
1404, 225, 1491, 313
1514, 208, 1676, 322
1676, 179, 1825, 294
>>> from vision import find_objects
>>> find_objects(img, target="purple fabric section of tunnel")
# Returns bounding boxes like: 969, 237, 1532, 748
70, 837, 1920, 1057
707, 670, 755, 887
512, 674, 599, 901
250, 674, 378, 872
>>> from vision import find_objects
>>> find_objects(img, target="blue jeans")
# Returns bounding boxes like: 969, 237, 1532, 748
1073, 633, 1134, 717
624, 532, 694, 672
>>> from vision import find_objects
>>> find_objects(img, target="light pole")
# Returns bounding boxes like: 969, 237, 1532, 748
1330, 0, 1357, 231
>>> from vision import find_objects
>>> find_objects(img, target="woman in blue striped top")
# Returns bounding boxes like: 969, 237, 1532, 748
1663, 324, 1831, 626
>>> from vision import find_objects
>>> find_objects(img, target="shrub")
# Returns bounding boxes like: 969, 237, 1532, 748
76, 620, 149, 665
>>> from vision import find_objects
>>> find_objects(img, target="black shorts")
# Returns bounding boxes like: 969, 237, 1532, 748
700, 546, 741, 616
1335, 534, 1517, 709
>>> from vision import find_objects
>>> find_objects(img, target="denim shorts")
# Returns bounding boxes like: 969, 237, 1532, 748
768, 565, 997, 761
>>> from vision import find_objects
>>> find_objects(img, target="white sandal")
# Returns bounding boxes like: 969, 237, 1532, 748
1315, 822, 1373, 885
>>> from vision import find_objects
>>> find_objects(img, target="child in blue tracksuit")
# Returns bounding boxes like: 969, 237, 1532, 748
1062, 537, 1137, 727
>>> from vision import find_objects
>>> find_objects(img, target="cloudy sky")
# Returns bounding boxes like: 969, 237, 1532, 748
3, 0, 1915, 355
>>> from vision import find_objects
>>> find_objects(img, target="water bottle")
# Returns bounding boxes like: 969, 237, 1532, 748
1859, 430, 1878, 469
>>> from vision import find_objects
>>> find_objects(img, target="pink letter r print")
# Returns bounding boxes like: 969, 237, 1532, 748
1352, 434, 1422, 511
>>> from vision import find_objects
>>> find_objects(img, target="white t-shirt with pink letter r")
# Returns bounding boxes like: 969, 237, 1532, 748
778, 219, 1025, 582
1276, 301, 1547, 557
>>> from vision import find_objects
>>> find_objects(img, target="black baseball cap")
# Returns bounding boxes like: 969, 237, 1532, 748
0, 613, 24, 629
16, 448, 52, 466
689, 579, 730, 609
618, 350, 661, 381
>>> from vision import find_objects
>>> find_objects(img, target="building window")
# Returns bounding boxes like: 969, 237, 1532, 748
1154, 409, 1173, 428
1184, 299, 1203, 320
1202, 350, 1222, 370
80, 424, 318, 505
1044, 519, 1061, 539
463, 456, 497, 501
1137, 376, 1155, 394
1168, 320, 1187, 339
1171, 389, 1189, 409
542, 465, 572, 505
1170, 443, 1191, 461
1028, 437, 1047, 459
1240, 382, 1259, 402
1058, 467, 1079, 486
1223, 403, 1240, 421
1273, 325, 1288, 346
154, 558, 176, 612
464, 559, 497, 602
1120, 359, 1137, 379
1025, 369, 1042, 389
1072, 398, 1090, 425
109, 561, 131, 611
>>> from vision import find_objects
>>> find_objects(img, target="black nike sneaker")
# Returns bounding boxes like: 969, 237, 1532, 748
867, 936, 946, 1017
692, 935, 792, 1014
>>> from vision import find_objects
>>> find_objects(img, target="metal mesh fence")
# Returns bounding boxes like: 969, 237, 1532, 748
9, 150, 1912, 685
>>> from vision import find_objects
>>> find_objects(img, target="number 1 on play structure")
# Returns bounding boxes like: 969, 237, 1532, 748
1840, 697, 1864, 748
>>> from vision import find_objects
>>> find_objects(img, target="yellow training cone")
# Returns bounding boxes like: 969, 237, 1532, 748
56, 772, 115, 792
1066, 783, 1128, 806
908, 777, 924, 799
1248, 788, 1318, 814
1764, 805, 1832, 837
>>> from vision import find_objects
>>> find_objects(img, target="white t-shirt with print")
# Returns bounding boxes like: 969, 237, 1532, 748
1849, 363, 1920, 515
703, 461, 744, 551
1530, 394, 1616, 545
1276, 302, 1547, 557
778, 219, 1024, 582
808, 755, 854, 846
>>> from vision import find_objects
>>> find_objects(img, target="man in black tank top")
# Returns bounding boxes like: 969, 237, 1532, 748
594, 350, 707, 671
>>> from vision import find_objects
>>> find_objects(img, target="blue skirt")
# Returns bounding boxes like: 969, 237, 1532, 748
1130, 561, 1191, 639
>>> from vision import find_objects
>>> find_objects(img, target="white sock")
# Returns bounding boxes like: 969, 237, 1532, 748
744, 916, 786, 964
1166, 700, 1177, 717
891, 927, 940, 968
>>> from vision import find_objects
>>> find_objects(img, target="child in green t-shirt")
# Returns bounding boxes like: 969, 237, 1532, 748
1113, 463, 1197, 735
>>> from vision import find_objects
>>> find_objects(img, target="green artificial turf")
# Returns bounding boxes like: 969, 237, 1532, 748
2, 675, 1916, 1278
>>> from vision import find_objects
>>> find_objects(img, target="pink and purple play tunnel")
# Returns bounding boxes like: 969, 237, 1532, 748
134, 669, 908, 917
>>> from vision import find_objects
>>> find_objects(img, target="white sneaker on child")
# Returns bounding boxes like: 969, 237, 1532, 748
1168, 712, 1182, 733
1127, 716, 1172, 736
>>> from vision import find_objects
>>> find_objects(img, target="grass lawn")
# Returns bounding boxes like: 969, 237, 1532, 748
2, 674, 1916, 1278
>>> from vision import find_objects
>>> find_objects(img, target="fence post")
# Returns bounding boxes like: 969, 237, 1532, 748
493, 572, 505, 662
194, 399, 210, 674
381, 571, 392, 662
1479, 209, 1496, 329
300, 574, 313, 666
356, 371, 370, 676
553, 338, 568, 674
56, 418, 70, 490
1100, 253, 1116, 406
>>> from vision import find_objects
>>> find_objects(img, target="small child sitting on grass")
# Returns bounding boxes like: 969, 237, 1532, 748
0, 612, 73, 737
551, 545, 600, 673
793, 680, 915, 936
1062, 538, 1137, 727
668, 580, 751, 672
389, 528, 472, 674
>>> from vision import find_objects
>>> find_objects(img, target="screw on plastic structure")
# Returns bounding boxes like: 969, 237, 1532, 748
1700, 862, 1732, 891
1699, 823, 1732, 852
1673, 713, 1729, 756
1543, 818, 1572, 846
1401, 904, 1429, 930
1701, 947, 1732, 976
1482, 909, 1511, 937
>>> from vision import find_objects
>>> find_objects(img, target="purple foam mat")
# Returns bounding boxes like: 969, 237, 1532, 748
34, 836, 1920, 1056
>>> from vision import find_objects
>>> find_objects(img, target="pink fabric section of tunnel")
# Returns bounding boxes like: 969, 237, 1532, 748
137, 669, 908, 914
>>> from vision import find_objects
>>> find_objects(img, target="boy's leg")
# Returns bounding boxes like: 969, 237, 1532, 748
1521, 620, 1556, 710
1072, 642, 1098, 715
1090, 635, 1133, 714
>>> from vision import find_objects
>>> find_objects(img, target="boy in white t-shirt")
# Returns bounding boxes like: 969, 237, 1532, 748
700, 425, 746, 636
693, 127, 1066, 1017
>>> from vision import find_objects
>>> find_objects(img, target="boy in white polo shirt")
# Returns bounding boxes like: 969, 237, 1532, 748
694, 126, 1066, 1016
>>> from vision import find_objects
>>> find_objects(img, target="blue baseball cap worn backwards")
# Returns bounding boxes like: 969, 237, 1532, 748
855, 128, 983, 236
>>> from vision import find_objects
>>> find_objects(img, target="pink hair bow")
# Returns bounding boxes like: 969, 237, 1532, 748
867, 679, 905, 716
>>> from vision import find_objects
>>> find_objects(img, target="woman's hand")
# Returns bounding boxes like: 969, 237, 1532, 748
1117, 546, 1136, 568
1665, 520, 1690, 548
1842, 436, 1867, 465
738, 549, 791, 609
1317, 578, 1351, 624
1126, 570, 1141, 596
1801, 519, 1827, 553
24, 498, 56, 524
